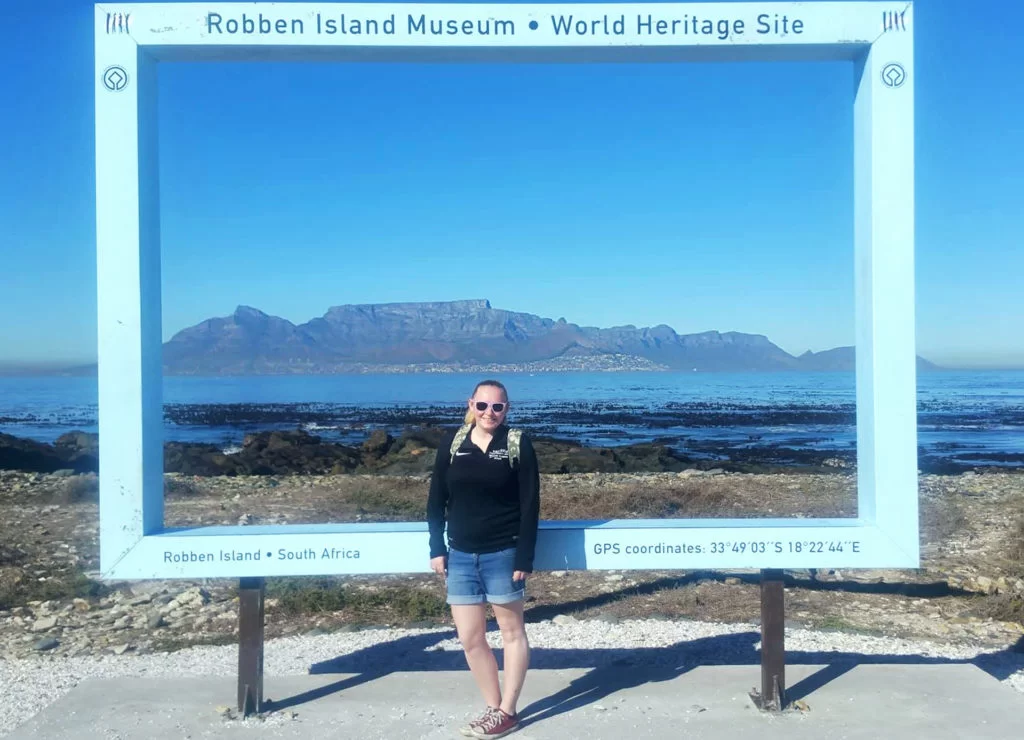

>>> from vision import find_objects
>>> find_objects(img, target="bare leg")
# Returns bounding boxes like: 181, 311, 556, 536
451, 604, 502, 708
492, 600, 529, 716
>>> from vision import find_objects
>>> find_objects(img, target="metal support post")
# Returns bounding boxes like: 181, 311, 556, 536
755, 568, 786, 711
237, 576, 266, 716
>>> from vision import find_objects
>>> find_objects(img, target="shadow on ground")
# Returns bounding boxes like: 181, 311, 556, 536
262, 628, 1024, 728
258, 570, 1020, 724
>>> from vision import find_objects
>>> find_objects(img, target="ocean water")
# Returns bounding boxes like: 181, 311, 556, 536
0, 370, 1021, 467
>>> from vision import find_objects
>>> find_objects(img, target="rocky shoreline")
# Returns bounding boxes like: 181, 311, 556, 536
2, 427, 858, 478
3, 424, 1018, 479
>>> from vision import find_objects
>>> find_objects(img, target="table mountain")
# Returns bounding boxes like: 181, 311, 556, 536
160, 299, 934, 375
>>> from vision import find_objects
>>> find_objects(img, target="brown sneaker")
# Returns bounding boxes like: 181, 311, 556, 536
470, 708, 519, 739
459, 707, 499, 737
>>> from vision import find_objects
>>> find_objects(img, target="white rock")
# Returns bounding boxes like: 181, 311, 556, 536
30, 617, 57, 633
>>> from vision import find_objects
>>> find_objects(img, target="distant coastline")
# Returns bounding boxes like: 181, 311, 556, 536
2, 357, 960, 378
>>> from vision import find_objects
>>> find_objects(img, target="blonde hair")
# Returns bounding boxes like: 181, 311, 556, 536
464, 379, 508, 424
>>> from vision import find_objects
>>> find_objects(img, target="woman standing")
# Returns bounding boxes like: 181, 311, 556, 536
427, 379, 540, 739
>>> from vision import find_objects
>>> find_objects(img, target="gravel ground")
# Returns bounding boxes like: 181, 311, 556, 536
1, 618, 1022, 737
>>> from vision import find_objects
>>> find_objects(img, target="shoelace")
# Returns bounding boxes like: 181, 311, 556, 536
477, 709, 510, 732
472, 708, 498, 727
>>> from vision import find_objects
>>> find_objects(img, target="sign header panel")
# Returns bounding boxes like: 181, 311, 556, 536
103, 3, 900, 52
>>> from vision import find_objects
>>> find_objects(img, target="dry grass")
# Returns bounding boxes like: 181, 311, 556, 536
266, 578, 448, 625
48, 474, 203, 506
920, 495, 970, 548
160, 472, 859, 529
538, 475, 855, 521
1007, 510, 1024, 566
974, 592, 1024, 623
0, 567, 109, 611
304, 478, 428, 521
57, 476, 99, 504
965, 505, 1024, 624
541, 481, 729, 520
165, 477, 203, 499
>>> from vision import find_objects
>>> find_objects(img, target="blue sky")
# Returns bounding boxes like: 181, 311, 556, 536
1, 0, 1022, 370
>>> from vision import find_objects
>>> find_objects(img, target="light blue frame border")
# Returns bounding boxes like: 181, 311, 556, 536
95, 2, 917, 579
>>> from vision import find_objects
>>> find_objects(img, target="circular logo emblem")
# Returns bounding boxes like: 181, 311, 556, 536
880, 62, 906, 88
102, 65, 129, 92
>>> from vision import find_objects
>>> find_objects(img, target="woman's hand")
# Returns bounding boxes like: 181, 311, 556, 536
430, 555, 447, 576
513, 570, 528, 583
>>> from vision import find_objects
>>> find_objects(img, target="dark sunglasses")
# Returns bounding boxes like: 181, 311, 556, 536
474, 401, 506, 413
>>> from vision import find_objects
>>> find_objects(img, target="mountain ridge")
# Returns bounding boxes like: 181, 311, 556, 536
157, 300, 940, 375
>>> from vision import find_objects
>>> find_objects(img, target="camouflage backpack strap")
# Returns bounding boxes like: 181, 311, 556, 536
449, 423, 472, 463
507, 428, 522, 468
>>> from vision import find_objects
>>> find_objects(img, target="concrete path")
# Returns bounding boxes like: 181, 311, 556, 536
7, 664, 1022, 739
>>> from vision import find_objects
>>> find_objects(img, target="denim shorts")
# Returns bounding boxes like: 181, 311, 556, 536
445, 547, 525, 606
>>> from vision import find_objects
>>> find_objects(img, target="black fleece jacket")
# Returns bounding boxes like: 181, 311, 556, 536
426, 424, 541, 573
